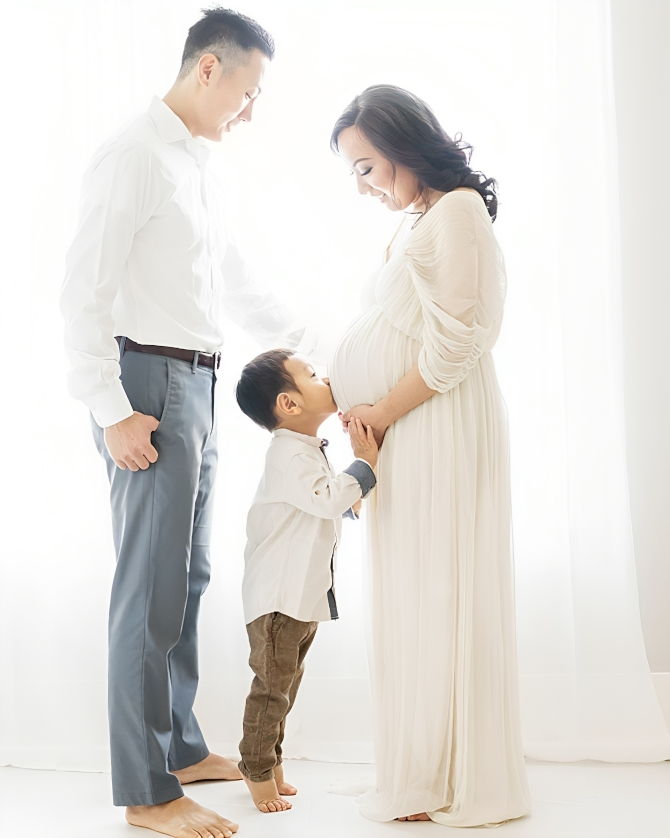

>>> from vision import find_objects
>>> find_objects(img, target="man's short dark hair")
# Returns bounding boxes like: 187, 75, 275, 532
236, 349, 298, 431
180, 7, 275, 78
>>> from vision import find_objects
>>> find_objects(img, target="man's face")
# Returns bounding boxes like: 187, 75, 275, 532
198, 48, 267, 141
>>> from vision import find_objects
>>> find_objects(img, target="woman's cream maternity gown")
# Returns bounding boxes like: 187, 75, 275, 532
329, 190, 531, 827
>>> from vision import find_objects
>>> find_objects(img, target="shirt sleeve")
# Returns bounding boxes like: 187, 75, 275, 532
219, 235, 309, 351
60, 140, 158, 427
405, 193, 505, 394
282, 454, 365, 519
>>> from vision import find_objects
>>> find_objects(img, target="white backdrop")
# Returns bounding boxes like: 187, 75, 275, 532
1, 0, 668, 772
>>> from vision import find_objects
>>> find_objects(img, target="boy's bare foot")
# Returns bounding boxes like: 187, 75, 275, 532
171, 752, 243, 784
243, 775, 292, 813
397, 812, 431, 821
274, 763, 297, 795
126, 796, 238, 837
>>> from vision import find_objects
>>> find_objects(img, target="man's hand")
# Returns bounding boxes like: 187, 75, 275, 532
352, 499, 363, 516
348, 416, 379, 469
104, 411, 160, 471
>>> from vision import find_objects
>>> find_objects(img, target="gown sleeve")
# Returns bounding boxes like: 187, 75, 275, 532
405, 191, 505, 394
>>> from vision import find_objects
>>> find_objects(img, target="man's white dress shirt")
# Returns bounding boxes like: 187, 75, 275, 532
242, 429, 376, 625
61, 96, 310, 428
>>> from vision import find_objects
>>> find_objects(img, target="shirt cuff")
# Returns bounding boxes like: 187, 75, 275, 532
342, 507, 359, 520
293, 326, 317, 355
297, 325, 343, 368
87, 382, 134, 428
343, 459, 377, 499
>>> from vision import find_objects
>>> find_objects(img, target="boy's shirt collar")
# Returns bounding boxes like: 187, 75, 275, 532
272, 428, 328, 448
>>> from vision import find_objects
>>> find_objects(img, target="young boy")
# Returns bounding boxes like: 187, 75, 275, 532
234, 348, 378, 813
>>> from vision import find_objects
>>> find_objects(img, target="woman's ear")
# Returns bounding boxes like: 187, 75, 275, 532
276, 392, 302, 417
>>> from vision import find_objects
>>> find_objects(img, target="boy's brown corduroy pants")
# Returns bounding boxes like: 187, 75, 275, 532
238, 612, 318, 782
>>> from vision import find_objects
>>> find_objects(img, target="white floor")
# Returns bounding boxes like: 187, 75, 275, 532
1, 759, 670, 837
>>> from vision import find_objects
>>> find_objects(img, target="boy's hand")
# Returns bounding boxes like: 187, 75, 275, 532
348, 416, 378, 469
340, 405, 387, 448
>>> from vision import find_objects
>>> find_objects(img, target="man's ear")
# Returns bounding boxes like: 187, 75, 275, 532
276, 392, 302, 417
198, 53, 218, 87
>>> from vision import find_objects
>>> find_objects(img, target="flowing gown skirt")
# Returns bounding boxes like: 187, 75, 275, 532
334, 340, 530, 826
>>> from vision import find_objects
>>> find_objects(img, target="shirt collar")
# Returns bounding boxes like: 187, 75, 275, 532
273, 428, 326, 448
147, 96, 211, 164
147, 96, 192, 144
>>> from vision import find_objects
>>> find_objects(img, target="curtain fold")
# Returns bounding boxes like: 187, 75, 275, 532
506, 0, 670, 761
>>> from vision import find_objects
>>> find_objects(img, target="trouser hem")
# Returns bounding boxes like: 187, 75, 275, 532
238, 760, 275, 783
168, 745, 210, 772
113, 784, 185, 807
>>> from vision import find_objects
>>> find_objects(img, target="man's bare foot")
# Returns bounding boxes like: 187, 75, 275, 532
171, 752, 243, 784
126, 796, 238, 837
274, 763, 297, 796
397, 812, 431, 821
243, 775, 292, 813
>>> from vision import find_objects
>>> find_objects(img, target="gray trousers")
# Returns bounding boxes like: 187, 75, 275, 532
92, 349, 217, 806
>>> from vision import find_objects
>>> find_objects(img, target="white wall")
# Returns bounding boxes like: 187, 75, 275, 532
611, 0, 670, 673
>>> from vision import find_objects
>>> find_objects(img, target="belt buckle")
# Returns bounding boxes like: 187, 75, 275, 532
214, 351, 222, 369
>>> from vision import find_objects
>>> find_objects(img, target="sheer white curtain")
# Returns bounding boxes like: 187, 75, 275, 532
0, 0, 667, 772
494, 0, 670, 761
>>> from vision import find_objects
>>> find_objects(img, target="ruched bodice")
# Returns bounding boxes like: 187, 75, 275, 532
330, 190, 504, 413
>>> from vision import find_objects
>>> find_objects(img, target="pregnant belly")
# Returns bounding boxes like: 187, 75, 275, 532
328, 305, 421, 414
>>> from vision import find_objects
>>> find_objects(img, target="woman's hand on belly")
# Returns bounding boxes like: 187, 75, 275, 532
341, 404, 388, 447
340, 364, 439, 446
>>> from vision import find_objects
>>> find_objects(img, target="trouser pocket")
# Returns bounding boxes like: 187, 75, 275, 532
119, 351, 171, 427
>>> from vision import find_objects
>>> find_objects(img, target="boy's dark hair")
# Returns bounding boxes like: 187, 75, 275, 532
236, 349, 298, 431
179, 7, 275, 78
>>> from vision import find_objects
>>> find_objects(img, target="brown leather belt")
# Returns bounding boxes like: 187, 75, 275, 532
116, 336, 221, 369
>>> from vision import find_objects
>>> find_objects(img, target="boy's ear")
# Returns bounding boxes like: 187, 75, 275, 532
276, 392, 302, 417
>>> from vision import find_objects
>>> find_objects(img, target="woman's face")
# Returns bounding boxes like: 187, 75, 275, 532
337, 126, 420, 212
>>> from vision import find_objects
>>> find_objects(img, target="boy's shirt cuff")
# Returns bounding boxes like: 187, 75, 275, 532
343, 459, 377, 499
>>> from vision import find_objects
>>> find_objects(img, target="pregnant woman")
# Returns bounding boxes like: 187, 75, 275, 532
328, 86, 531, 827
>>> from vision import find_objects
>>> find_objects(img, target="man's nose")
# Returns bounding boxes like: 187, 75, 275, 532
239, 99, 255, 123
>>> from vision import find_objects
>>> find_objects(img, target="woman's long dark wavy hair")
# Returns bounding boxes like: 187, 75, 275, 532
330, 85, 498, 221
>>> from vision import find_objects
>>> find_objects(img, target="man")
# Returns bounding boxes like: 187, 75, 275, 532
61, 8, 312, 837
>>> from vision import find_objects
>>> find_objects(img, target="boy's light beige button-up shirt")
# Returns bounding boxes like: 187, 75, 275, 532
242, 429, 376, 625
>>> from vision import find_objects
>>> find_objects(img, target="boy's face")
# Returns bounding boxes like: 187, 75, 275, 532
281, 355, 337, 418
